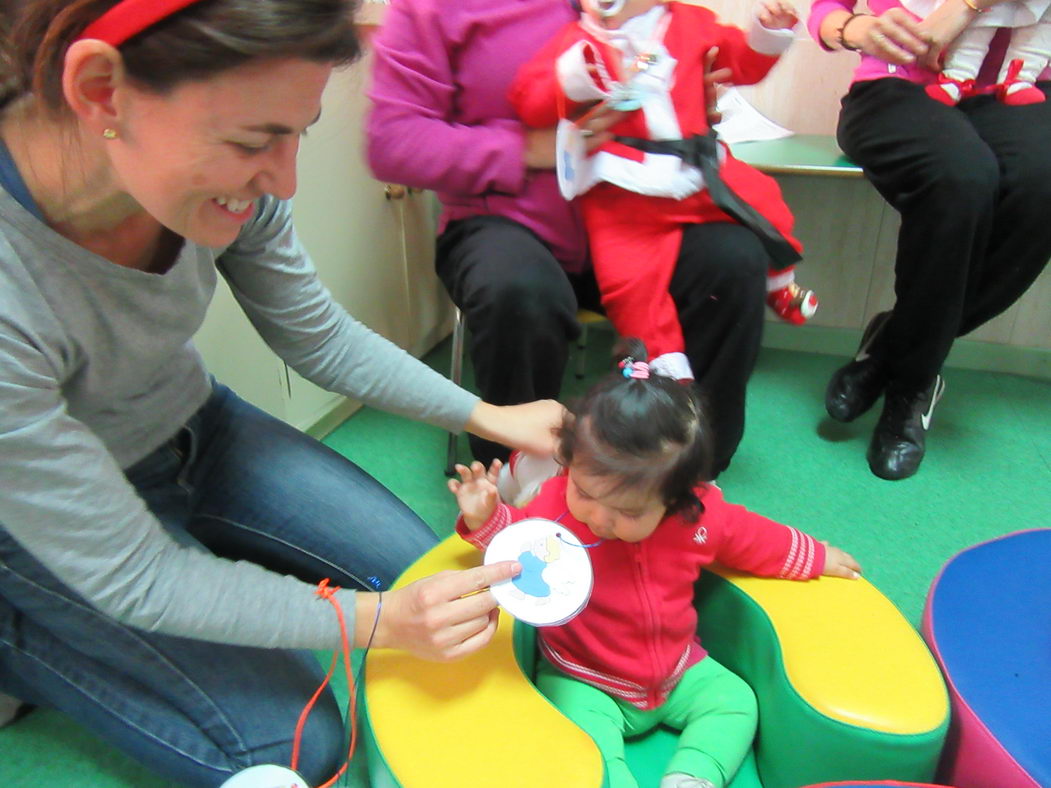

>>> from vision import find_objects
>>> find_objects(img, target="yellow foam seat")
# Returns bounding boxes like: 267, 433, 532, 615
363, 535, 949, 787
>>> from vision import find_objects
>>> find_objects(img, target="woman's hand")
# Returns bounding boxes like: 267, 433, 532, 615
368, 560, 521, 661
465, 399, 566, 456
820, 542, 862, 579
841, 8, 930, 66
915, 0, 991, 71
702, 47, 733, 126
448, 460, 503, 531
523, 126, 560, 170
523, 103, 627, 170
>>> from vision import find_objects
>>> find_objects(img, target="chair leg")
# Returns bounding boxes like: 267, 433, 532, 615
445, 308, 466, 476
575, 323, 590, 379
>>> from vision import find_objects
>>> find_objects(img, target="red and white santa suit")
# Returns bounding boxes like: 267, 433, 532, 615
510, 3, 801, 380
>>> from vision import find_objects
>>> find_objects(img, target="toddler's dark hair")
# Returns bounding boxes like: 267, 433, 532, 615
557, 338, 714, 522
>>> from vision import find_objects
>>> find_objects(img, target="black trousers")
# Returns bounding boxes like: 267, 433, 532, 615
838, 78, 1051, 393
435, 215, 767, 475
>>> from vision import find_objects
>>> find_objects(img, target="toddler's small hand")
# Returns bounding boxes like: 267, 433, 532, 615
820, 541, 862, 579
448, 460, 503, 531
758, 0, 799, 30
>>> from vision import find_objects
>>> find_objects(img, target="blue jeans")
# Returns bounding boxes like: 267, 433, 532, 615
0, 383, 438, 786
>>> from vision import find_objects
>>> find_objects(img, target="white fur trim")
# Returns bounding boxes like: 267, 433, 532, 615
558, 41, 614, 103
766, 269, 795, 291
636, 53, 682, 140
749, 15, 795, 56
497, 452, 561, 508
650, 352, 694, 381
586, 150, 703, 198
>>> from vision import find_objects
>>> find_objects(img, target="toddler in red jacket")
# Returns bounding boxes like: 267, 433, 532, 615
449, 339, 860, 788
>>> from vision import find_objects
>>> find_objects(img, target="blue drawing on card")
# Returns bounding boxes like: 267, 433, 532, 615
514, 551, 551, 597
562, 148, 576, 184
510, 535, 567, 599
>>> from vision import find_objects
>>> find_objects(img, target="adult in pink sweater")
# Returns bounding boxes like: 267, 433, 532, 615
809, 0, 1051, 481
366, 0, 769, 476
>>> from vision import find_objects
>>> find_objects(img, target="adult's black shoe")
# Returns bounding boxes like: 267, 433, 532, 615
825, 311, 892, 422
867, 374, 946, 481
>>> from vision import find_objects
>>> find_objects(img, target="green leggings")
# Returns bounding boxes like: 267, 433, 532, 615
536, 656, 757, 788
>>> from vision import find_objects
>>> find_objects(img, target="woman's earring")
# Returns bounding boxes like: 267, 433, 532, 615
102, 128, 118, 140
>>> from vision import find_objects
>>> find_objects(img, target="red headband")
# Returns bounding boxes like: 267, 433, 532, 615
77, 0, 207, 46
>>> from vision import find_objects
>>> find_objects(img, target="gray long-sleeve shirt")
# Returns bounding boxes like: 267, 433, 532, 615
0, 185, 478, 649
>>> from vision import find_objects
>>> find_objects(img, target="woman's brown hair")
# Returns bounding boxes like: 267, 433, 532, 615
1, 0, 361, 113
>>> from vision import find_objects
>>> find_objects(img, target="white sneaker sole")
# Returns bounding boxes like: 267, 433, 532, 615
920, 375, 946, 431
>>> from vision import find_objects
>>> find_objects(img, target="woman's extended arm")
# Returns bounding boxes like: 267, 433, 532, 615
218, 197, 564, 452
0, 334, 360, 649
0, 320, 524, 656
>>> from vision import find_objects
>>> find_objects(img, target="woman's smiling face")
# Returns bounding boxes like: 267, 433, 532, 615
106, 57, 331, 246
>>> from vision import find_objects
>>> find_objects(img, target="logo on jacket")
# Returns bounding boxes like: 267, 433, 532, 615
693, 527, 708, 545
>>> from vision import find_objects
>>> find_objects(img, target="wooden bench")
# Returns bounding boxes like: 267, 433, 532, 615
732, 134, 861, 178
731, 134, 1050, 381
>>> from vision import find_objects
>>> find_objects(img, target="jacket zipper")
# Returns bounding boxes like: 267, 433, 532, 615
630, 541, 663, 707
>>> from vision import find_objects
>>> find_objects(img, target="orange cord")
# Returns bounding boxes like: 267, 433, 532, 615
290, 579, 380, 788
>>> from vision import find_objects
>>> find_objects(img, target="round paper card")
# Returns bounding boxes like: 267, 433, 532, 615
555, 118, 588, 201
483, 518, 594, 627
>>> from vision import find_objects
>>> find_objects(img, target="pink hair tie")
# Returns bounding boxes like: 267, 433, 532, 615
77, 0, 207, 47
618, 358, 650, 380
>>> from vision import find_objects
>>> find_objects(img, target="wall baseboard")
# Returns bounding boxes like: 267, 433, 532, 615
306, 322, 1049, 440
762, 323, 1051, 382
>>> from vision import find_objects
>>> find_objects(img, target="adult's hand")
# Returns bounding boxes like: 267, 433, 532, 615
841, 8, 930, 66
368, 560, 521, 661
523, 126, 560, 170
465, 399, 566, 456
702, 47, 733, 126
915, 0, 1007, 71
523, 103, 627, 170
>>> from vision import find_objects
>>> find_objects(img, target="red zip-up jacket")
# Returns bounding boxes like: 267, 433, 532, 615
457, 476, 825, 709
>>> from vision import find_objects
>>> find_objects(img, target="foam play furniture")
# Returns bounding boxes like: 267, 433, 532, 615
800, 783, 952, 787
922, 529, 1051, 788
364, 535, 950, 788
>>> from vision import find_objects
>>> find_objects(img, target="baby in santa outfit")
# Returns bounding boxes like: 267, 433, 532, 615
510, 0, 816, 380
